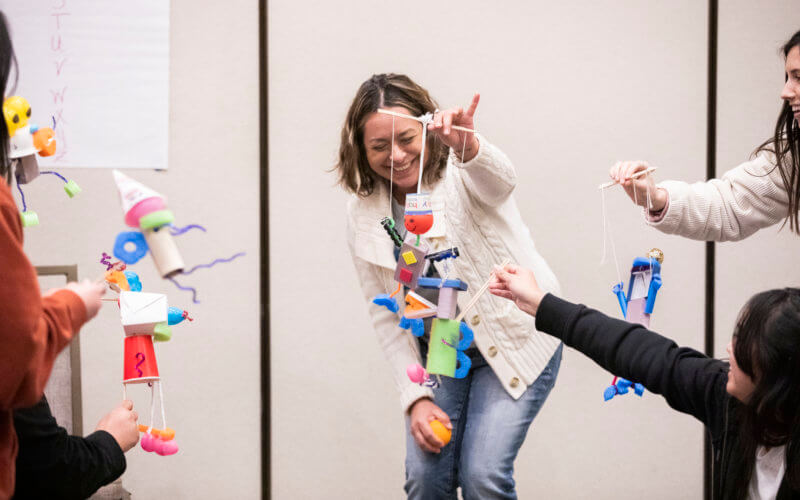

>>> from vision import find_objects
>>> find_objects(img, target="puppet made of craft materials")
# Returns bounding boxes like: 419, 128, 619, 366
3, 96, 80, 227
604, 248, 664, 401
102, 259, 192, 456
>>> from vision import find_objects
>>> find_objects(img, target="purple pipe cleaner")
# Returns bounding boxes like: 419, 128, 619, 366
168, 276, 199, 304
16, 182, 28, 212
181, 252, 246, 275
169, 223, 207, 236
40, 170, 68, 183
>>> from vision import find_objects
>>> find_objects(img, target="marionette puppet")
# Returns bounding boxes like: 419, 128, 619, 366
3, 96, 80, 226
598, 167, 665, 401
369, 108, 508, 396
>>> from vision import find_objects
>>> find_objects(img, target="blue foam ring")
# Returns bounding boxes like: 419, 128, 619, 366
168, 306, 186, 325
453, 350, 472, 379
398, 316, 425, 337
457, 322, 474, 351
123, 271, 142, 292
372, 294, 399, 313
113, 231, 149, 264
603, 385, 617, 401
633, 383, 645, 397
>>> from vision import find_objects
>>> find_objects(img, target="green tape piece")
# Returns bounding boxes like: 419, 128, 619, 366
153, 322, 172, 342
63, 180, 81, 198
139, 209, 174, 230
20, 211, 39, 227
426, 319, 459, 377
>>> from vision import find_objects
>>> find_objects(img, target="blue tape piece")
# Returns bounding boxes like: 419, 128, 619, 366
123, 271, 142, 292
113, 231, 149, 264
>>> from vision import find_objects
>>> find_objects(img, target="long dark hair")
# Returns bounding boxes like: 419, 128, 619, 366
335, 73, 449, 197
0, 12, 17, 184
727, 288, 800, 498
756, 30, 800, 232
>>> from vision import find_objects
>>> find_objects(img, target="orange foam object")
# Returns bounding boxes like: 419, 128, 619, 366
429, 420, 451, 445
138, 425, 175, 441
33, 127, 56, 156
105, 270, 130, 291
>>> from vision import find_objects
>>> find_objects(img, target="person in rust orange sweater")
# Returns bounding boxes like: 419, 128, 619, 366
0, 12, 106, 500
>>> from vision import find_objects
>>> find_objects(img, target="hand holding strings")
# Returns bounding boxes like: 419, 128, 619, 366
428, 93, 481, 162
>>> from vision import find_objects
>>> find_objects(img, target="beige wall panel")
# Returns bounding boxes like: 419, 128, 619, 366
270, 1, 707, 498
18, 1, 261, 498
715, 2, 800, 358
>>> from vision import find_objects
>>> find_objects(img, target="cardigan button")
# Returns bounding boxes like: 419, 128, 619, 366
487, 346, 497, 357
510, 377, 520, 388
471, 315, 480, 326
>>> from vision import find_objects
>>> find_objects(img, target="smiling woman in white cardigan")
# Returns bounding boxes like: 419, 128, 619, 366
335, 73, 561, 499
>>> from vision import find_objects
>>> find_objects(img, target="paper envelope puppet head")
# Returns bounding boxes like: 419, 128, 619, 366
119, 291, 168, 336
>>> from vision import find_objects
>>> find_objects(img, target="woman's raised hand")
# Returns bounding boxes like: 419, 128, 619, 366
608, 161, 668, 211
428, 93, 481, 162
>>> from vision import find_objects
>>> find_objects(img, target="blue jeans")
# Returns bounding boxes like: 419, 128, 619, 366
404, 343, 563, 499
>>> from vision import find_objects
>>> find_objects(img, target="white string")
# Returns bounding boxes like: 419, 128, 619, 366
600, 188, 624, 286
149, 383, 155, 431
418, 120, 427, 192
159, 380, 167, 429
388, 115, 395, 214
122, 384, 127, 401
645, 172, 653, 211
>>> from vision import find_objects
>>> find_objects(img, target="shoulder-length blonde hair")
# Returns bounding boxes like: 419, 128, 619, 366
335, 73, 449, 197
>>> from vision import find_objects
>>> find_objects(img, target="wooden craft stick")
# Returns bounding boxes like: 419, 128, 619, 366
377, 108, 477, 133
455, 258, 511, 323
598, 166, 658, 190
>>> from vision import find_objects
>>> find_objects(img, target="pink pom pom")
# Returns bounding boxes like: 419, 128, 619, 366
406, 364, 427, 384
140, 433, 157, 452
156, 438, 179, 456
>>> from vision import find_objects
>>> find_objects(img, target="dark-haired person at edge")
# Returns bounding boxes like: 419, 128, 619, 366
0, 12, 120, 500
610, 30, 800, 241
337, 74, 561, 498
489, 264, 800, 500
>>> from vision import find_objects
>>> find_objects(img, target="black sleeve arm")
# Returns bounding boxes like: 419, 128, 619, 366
535, 293, 729, 425
12, 396, 126, 500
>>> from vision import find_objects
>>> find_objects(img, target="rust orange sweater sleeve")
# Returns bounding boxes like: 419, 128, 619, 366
0, 180, 87, 500
0, 181, 87, 409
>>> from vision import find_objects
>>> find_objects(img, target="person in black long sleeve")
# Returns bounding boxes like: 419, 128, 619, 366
12, 397, 139, 500
489, 264, 800, 500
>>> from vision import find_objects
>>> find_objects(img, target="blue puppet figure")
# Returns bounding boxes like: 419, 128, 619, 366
605, 248, 664, 401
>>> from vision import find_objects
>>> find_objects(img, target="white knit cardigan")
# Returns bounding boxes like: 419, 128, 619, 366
345, 134, 561, 412
648, 153, 791, 241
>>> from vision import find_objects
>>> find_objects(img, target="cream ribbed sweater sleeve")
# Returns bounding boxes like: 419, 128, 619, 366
452, 133, 517, 207
647, 155, 790, 242
345, 211, 433, 413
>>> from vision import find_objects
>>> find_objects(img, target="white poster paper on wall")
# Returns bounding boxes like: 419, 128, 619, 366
1, 0, 169, 169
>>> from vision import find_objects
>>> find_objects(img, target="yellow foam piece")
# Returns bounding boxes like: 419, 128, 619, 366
402, 251, 417, 265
